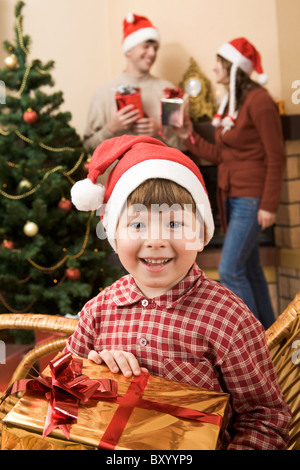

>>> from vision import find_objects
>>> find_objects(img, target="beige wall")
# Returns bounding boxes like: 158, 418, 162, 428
0, 0, 299, 137
275, 0, 300, 112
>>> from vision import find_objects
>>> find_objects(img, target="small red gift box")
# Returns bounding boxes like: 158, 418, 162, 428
115, 84, 143, 118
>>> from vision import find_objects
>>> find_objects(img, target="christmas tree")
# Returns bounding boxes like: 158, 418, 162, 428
0, 1, 121, 336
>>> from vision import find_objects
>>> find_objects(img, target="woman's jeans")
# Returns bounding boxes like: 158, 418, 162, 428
219, 197, 275, 329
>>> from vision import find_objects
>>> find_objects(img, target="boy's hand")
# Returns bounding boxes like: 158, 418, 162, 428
88, 349, 148, 378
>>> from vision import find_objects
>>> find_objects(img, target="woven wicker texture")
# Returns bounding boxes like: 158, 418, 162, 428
266, 291, 300, 450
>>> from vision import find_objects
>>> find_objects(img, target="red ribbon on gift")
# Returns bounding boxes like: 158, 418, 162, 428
1, 352, 225, 449
163, 87, 184, 99
98, 372, 223, 449
0, 352, 117, 439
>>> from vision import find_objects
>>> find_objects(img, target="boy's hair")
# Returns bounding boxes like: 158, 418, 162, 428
127, 178, 197, 212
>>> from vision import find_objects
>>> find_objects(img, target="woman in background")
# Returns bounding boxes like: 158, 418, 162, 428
176, 37, 286, 329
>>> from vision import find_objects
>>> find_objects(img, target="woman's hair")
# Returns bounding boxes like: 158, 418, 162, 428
217, 54, 262, 110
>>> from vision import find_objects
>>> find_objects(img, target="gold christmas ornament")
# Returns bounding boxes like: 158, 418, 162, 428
23, 221, 39, 237
18, 178, 32, 191
4, 53, 18, 69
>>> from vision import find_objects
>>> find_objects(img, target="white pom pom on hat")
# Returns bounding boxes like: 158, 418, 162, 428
257, 73, 268, 85
71, 178, 105, 211
212, 37, 268, 133
126, 12, 135, 23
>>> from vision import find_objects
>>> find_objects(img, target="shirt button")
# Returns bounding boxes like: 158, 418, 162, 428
141, 299, 149, 307
139, 337, 148, 347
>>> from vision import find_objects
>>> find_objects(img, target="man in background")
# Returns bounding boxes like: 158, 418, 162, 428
83, 13, 183, 151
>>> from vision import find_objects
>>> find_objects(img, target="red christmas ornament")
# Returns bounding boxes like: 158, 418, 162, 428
1, 239, 14, 249
66, 267, 81, 281
58, 198, 72, 212
23, 108, 38, 124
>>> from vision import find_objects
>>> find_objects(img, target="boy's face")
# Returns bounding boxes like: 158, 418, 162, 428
115, 204, 204, 298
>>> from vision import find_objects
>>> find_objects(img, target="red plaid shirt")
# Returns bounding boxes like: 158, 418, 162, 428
65, 263, 291, 450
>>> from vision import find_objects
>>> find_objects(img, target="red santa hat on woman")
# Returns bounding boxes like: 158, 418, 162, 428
212, 37, 268, 133
71, 135, 214, 251
122, 13, 160, 53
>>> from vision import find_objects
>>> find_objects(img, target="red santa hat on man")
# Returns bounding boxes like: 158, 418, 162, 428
122, 13, 160, 53
71, 135, 214, 251
212, 37, 268, 133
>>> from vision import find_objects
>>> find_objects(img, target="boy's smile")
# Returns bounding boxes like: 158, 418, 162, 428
140, 257, 173, 273
115, 205, 204, 298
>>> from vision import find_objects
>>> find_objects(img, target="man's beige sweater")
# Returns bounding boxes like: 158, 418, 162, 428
83, 71, 183, 151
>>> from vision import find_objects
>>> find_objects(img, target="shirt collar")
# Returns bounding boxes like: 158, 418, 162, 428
120, 71, 152, 84
111, 262, 203, 309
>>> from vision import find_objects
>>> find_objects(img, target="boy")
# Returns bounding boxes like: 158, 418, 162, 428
66, 135, 291, 450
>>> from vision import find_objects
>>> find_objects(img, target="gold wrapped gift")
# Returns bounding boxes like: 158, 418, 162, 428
1, 355, 229, 450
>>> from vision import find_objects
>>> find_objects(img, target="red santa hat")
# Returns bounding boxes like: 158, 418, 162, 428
71, 135, 214, 250
122, 13, 160, 53
212, 37, 268, 133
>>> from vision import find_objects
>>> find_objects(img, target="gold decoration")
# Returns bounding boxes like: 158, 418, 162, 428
18, 178, 32, 191
4, 54, 18, 69
0, 291, 35, 313
0, 166, 63, 200
23, 221, 39, 237
276, 99, 286, 115
26, 211, 94, 272
16, 14, 30, 56
180, 57, 216, 120
18, 63, 32, 94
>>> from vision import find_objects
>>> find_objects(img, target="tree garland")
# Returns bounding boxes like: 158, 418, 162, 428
26, 210, 94, 272
1, 151, 85, 200
0, 211, 94, 313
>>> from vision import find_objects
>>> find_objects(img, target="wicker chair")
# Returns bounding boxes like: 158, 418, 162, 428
0, 313, 78, 431
266, 290, 300, 450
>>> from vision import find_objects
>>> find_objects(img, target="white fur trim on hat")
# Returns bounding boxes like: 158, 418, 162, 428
122, 27, 160, 53
71, 178, 105, 211
102, 159, 214, 251
217, 43, 253, 75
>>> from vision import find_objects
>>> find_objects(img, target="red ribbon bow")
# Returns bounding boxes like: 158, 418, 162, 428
163, 87, 184, 99
0, 352, 117, 439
